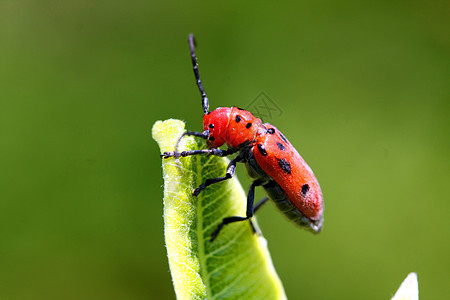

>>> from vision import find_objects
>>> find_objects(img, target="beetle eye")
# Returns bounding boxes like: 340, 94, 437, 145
301, 184, 310, 195
209, 123, 214, 129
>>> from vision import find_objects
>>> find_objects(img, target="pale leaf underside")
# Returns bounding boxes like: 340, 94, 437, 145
152, 119, 286, 300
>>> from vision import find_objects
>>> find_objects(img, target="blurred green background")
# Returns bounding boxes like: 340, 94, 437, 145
1, 1, 448, 299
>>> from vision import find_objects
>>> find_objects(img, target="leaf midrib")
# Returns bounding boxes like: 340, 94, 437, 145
196, 153, 213, 300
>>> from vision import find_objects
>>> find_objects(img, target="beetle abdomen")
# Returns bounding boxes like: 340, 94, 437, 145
263, 181, 323, 233
244, 152, 323, 233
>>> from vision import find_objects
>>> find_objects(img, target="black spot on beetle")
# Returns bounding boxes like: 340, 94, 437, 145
278, 158, 291, 174
257, 144, 267, 156
276, 142, 285, 150
246, 122, 252, 129
267, 128, 275, 134
301, 184, 310, 195
209, 136, 215, 141
208, 123, 214, 129
279, 132, 288, 144
235, 115, 242, 123
236, 107, 245, 111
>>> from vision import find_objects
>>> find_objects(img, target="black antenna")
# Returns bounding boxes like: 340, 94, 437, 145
188, 34, 209, 115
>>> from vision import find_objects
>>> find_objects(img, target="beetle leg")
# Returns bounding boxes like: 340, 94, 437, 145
210, 179, 265, 241
254, 196, 269, 213
160, 147, 237, 159
192, 155, 241, 196
247, 196, 269, 236
174, 130, 209, 152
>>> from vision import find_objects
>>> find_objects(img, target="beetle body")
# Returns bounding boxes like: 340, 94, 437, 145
161, 35, 323, 241
204, 108, 323, 232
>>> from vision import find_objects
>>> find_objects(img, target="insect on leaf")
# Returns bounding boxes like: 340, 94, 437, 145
152, 119, 286, 300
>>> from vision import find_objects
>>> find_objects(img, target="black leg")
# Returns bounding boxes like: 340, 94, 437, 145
161, 147, 237, 159
248, 196, 269, 235
254, 196, 269, 213
175, 130, 209, 152
210, 216, 248, 242
210, 180, 265, 241
193, 155, 240, 196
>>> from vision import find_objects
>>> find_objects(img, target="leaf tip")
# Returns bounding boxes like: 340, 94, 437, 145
152, 119, 185, 141
392, 272, 419, 300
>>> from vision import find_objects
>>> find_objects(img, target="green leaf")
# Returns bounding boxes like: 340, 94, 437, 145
152, 119, 287, 300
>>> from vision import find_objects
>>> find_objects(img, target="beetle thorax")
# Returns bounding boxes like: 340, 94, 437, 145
203, 107, 264, 149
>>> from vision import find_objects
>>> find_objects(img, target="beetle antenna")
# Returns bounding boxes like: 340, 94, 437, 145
188, 34, 209, 115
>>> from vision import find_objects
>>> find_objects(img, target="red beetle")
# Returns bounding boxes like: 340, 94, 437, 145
161, 35, 323, 241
